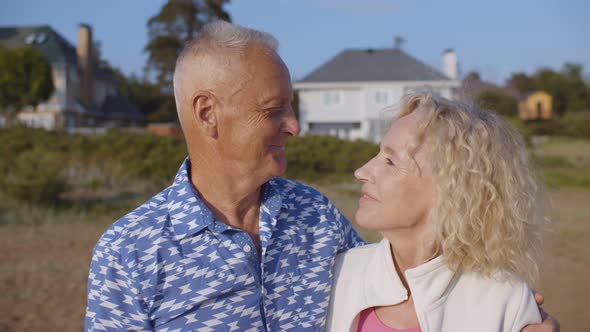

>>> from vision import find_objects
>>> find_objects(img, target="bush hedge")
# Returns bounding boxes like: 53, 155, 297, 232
0, 127, 378, 204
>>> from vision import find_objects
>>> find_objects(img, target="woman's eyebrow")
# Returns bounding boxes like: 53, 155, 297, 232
381, 145, 399, 158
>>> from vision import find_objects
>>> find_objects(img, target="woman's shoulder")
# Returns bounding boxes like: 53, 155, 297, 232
458, 271, 531, 294
335, 241, 382, 268
451, 272, 541, 327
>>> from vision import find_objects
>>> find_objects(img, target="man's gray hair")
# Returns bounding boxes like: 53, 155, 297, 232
196, 20, 278, 50
173, 21, 278, 111
174, 21, 278, 74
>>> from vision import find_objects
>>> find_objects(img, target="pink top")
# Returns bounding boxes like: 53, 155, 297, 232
357, 307, 422, 332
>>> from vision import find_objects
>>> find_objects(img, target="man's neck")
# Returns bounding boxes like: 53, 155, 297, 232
191, 170, 263, 226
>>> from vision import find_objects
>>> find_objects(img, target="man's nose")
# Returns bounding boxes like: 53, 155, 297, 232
283, 109, 301, 136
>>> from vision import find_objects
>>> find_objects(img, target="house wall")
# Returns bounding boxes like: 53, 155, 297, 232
35, 63, 68, 114
295, 80, 458, 142
22, 61, 121, 130
519, 92, 552, 120
17, 110, 58, 130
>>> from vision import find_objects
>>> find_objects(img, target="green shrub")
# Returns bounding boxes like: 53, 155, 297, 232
286, 135, 378, 181
1, 147, 67, 204
506, 117, 532, 145
561, 111, 590, 138
525, 118, 564, 136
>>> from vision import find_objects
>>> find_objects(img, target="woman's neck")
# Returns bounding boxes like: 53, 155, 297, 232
382, 228, 437, 289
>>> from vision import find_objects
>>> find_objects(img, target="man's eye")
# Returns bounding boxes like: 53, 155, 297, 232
265, 107, 283, 114
386, 158, 395, 166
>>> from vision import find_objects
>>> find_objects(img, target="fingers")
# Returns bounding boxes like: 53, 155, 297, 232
534, 292, 545, 306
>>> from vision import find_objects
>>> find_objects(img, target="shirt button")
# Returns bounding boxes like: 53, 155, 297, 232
262, 287, 267, 296
243, 244, 252, 253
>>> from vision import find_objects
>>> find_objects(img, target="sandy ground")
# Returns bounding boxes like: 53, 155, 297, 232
0, 187, 588, 331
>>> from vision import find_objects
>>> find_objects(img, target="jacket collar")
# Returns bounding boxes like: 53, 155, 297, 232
361, 238, 457, 312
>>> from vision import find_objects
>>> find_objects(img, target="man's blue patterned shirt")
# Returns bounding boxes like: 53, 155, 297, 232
85, 159, 364, 331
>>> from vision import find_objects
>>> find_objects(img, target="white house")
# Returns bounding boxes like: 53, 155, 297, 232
294, 48, 460, 142
0, 24, 143, 130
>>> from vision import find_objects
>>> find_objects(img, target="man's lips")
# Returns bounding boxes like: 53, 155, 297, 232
269, 145, 286, 153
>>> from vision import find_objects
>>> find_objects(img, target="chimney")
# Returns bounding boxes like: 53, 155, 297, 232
77, 24, 94, 107
394, 36, 405, 50
442, 48, 458, 80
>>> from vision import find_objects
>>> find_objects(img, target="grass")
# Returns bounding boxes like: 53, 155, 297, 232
532, 137, 590, 188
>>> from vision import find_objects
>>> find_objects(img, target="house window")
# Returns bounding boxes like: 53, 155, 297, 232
375, 91, 389, 104
323, 91, 341, 105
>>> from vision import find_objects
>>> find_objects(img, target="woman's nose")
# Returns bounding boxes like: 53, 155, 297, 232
354, 163, 369, 183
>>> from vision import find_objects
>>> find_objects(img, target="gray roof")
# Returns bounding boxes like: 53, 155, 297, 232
0, 25, 76, 64
300, 48, 449, 83
0, 25, 116, 83
101, 95, 144, 120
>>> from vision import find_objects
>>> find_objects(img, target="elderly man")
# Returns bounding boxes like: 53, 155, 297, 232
85, 21, 558, 331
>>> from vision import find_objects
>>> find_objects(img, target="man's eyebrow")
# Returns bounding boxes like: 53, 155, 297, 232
259, 95, 286, 107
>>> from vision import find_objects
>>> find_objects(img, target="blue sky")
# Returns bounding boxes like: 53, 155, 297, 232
1, 0, 588, 84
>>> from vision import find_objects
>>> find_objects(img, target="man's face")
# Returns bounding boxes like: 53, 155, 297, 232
216, 46, 300, 183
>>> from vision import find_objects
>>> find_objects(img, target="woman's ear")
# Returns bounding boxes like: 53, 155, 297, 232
192, 91, 218, 137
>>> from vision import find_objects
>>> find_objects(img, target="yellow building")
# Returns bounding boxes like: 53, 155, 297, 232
519, 91, 553, 121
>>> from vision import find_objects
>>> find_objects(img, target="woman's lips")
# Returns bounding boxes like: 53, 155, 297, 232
359, 191, 378, 203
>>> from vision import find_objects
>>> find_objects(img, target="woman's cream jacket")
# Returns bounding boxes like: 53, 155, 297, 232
326, 239, 541, 332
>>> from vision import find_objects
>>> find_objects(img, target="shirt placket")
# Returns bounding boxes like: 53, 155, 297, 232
210, 219, 267, 331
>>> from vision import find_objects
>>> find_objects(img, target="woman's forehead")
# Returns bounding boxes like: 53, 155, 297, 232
385, 112, 425, 144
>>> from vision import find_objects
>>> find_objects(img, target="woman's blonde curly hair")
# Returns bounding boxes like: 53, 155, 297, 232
397, 92, 547, 285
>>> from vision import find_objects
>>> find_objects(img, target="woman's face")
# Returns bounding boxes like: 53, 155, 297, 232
354, 111, 434, 233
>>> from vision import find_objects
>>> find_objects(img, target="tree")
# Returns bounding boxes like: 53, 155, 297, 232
560, 63, 590, 112
465, 71, 481, 80
475, 88, 518, 117
145, 0, 231, 91
0, 47, 54, 123
506, 72, 536, 96
112, 68, 170, 119
505, 63, 590, 116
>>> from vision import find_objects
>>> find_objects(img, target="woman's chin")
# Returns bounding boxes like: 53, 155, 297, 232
354, 211, 379, 230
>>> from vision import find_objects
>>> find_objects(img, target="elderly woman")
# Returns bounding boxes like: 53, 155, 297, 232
327, 93, 546, 332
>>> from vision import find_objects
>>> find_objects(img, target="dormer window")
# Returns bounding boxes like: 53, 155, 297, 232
24, 33, 36, 44
24, 32, 48, 45
35, 33, 47, 44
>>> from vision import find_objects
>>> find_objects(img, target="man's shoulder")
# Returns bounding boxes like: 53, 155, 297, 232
94, 186, 173, 256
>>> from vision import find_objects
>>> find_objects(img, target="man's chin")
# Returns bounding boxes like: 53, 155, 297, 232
269, 158, 287, 177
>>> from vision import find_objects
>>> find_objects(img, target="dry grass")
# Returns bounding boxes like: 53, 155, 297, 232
1, 186, 587, 331
316, 183, 590, 332
0, 221, 112, 332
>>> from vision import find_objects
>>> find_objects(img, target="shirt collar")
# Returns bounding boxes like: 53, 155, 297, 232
168, 158, 215, 241
168, 158, 286, 242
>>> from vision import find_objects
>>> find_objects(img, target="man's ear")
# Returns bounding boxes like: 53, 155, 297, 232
192, 91, 218, 138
